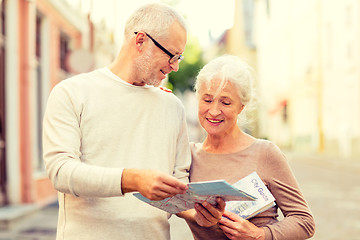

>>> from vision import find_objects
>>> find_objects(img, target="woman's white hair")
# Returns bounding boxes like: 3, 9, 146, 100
124, 3, 187, 40
195, 55, 256, 125
195, 55, 254, 105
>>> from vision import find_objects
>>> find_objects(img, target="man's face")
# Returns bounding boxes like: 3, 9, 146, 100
134, 21, 187, 87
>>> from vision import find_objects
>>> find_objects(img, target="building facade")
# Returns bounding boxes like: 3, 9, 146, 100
223, 0, 259, 136
0, 0, 91, 207
254, 0, 360, 159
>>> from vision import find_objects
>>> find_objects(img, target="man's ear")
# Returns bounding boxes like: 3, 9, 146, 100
135, 32, 146, 50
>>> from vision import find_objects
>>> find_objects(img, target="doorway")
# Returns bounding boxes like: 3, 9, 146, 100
0, 0, 7, 206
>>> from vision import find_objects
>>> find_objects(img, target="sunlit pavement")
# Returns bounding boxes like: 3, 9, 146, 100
0, 202, 58, 240
286, 153, 360, 240
1, 153, 360, 240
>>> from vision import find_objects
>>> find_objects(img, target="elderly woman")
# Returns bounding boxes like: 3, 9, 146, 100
179, 55, 315, 240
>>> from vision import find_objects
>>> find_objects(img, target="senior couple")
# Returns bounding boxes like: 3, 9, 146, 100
43, 3, 315, 240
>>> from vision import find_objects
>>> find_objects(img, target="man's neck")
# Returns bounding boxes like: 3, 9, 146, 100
108, 47, 145, 86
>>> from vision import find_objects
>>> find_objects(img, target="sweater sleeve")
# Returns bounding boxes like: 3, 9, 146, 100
172, 102, 191, 184
262, 143, 315, 240
43, 81, 123, 198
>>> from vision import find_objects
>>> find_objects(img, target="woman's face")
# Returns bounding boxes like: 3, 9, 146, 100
198, 79, 244, 138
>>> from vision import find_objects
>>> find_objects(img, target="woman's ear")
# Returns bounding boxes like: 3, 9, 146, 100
238, 105, 245, 114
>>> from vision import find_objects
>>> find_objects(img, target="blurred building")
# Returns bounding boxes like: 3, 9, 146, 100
254, 0, 360, 159
226, 0, 257, 71
201, 0, 259, 137
0, 0, 117, 214
0, 0, 85, 208
226, 0, 259, 136
211, 0, 360, 161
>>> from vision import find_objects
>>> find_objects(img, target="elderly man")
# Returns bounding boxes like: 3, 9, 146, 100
43, 3, 190, 240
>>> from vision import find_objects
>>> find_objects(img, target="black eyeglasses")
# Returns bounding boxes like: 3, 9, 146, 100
134, 32, 184, 64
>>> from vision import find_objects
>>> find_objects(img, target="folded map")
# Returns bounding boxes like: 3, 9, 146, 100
133, 179, 256, 214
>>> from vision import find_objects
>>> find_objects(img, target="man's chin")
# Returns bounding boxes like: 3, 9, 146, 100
147, 78, 161, 87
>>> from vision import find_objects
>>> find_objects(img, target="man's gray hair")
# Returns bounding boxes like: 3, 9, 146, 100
124, 3, 187, 40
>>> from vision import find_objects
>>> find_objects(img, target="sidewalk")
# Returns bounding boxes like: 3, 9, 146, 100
286, 152, 360, 240
285, 151, 360, 173
0, 202, 58, 240
0, 200, 193, 240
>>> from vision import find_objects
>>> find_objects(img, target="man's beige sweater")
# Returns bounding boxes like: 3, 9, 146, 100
43, 68, 191, 240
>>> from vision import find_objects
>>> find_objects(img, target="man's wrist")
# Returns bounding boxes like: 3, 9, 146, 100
121, 168, 141, 194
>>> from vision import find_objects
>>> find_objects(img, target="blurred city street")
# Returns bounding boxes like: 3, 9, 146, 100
1, 0, 360, 239
0, 152, 359, 240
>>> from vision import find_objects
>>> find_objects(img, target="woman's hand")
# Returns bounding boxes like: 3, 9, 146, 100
177, 197, 226, 227
219, 211, 265, 240
193, 197, 226, 227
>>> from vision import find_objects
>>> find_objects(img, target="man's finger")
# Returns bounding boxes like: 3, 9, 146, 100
160, 175, 188, 192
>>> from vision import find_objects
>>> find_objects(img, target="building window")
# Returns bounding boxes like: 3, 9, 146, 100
282, 101, 288, 123
60, 33, 69, 71
326, 23, 332, 68
243, 0, 256, 49
266, 0, 270, 18
36, 14, 41, 59
0, 0, 7, 205
34, 12, 44, 170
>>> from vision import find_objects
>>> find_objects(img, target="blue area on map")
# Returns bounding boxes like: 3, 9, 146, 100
188, 180, 254, 198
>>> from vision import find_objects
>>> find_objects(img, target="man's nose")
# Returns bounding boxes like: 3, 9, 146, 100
170, 61, 180, 72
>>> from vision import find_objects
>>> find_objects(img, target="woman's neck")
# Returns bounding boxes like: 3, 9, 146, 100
202, 128, 255, 154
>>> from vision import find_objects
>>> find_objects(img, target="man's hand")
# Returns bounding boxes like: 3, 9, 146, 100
121, 169, 188, 200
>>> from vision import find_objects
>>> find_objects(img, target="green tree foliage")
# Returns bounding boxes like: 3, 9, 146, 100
167, 36, 204, 93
